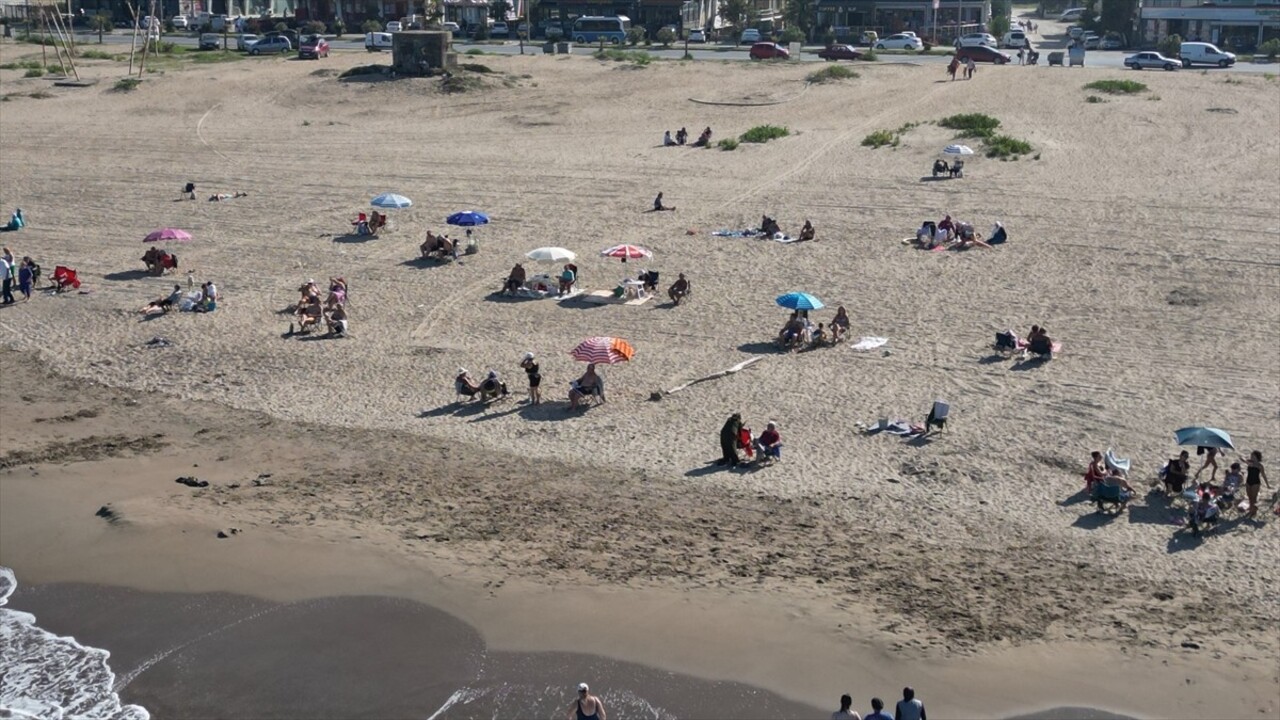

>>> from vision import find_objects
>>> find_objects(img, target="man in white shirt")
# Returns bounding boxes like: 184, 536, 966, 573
0, 255, 12, 304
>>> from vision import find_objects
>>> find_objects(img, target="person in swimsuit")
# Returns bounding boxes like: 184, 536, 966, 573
1194, 446, 1220, 483
1241, 450, 1269, 518
568, 682, 606, 720
521, 351, 542, 405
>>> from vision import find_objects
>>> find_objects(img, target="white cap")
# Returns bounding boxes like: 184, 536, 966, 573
577, 683, 589, 692
458, 368, 467, 375
523, 351, 535, 361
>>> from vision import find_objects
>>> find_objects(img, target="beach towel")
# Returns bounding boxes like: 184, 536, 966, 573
712, 229, 763, 238
771, 234, 797, 244
850, 336, 888, 352
1104, 448, 1131, 474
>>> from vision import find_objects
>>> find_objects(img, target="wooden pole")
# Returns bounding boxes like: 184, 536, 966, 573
39, 9, 48, 69
126, 0, 139, 74
49, 7, 79, 79
64, 0, 75, 55
43, 12, 69, 77
137, 0, 156, 78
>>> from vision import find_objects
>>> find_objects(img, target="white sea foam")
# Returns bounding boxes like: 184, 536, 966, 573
0, 567, 150, 720
425, 683, 672, 720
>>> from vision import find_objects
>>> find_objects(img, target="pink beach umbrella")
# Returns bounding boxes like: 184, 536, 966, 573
600, 244, 652, 263
570, 336, 635, 365
143, 228, 193, 243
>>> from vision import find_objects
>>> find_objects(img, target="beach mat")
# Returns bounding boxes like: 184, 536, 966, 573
578, 290, 651, 306
851, 336, 888, 351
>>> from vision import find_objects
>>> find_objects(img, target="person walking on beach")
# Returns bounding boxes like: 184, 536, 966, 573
1240, 450, 1268, 518
832, 693, 861, 719
18, 258, 34, 302
569, 682, 606, 720
865, 697, 892, 720
895, 687, 926, 720
964, 57, 976, 80
1194, 446, 1220, 483
946, 57, 959, 81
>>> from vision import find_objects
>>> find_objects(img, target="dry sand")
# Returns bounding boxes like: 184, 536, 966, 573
1, 38, 1279, 718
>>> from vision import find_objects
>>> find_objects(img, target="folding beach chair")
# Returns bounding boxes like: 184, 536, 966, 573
925, 399, 949, 432
52, 266, 80, 292
994, 330, 1021, 355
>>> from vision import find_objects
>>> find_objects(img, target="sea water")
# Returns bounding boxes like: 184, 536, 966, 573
0, 567, 149, 720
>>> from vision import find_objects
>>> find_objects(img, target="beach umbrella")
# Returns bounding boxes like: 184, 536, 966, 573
942, 144, 975, 157
371, 193, 412, 209
447, 210, 490, 227
775, 291, 825, 311
143, 228, 192, 242
1174, 426, 1234, 450
526, 247, 576, 263
600, 244, 652, 262
570, 336, 635, 365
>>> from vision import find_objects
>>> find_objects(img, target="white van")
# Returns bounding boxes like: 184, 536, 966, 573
365, 31, 393, 51
1179, 41, 1235, 67
1058, 7, 1085, 21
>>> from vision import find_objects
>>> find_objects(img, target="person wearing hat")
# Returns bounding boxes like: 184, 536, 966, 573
456, 368, 481, 399
568, 683, 605, 720
520, 352, 542, 405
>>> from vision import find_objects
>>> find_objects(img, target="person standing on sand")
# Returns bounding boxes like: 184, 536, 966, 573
965, 57, 976, 80
0, 252, 13, 305
832, 693, 861, 719
1194, 446, 1220, 483
865, 697, 892, 720
1240, 450, 1268, 518
718, 413, 743, 467
569, 683, 606, 720
894, 687, 926, 720
520, 351, 542, 405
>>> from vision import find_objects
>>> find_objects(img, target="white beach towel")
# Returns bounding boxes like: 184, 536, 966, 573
851, 336, 888, 351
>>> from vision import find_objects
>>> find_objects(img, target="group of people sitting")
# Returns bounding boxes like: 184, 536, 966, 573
353, 211, 388, 237
757, 215, 816, 241
912, 215, 1004, 250
995, 324, 1056, 360
718, 414, 783, 468
931, 158, 965, 178
456, 368, 510, 402
454, 355, 606, 411
777, 306, 850, 350
663, 127, 714, 148
420, 231, 460, 261
290, 277, 349, 336
139, 278, 218, 315
141, 246, 179, 276
3, 208, 24, 232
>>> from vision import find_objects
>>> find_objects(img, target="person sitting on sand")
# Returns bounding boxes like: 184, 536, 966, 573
663, 130, 676, 147
798, 220, 815, 242
421, 231, 439, 257
778, 313, 805, 349
952, 222, 992, 250
293, 297, 323, 333
434, 236, 454, 261
326, 277, 347, 308
676, 127, 688, 145
479, 369, 509, 400
667, 273, 690, 305
831, 305, 850, 343
1188, 483, 1221, 536
4, 208, 25, 231
326, 302, 349, 337
456, 368, 481, 397
504, 263, 527, 295
140, 284, 184, 315
568, 364, 601, 410
558, 264, 577, 296
988, 221, 1008, 245
1103, 468, 1137, 496
1085, 450, 1108, 490
755, 421, 782, 462
937, 214, 955, 238
653, 192, 675, 211
1164, 450, 1191, 495
932, 159, 950, 178
693, 127, 712, 147
809, 322, 827, 347
761, 215, 782, 237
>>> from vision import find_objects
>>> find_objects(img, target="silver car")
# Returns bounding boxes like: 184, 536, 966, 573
236, 33, 259, 51
1124, 51, 1179, 71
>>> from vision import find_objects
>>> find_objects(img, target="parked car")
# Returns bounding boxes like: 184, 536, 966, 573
688, 29, 705, 43
740, 28, 760, 45
1101, 34, 1125, 50
1082, 32, 1101, 50
198, 32, 221, 50
874, 33, 924, 51
442, 21, 461, 35
248, 35, 291, 54
235, 33, 258, 51
385, 20, 403, 32
263, 29, 299, 46
1059, 7, 1085, 21
1001, 30, 1026, 48
299, 34, 329, 59
956, 32, 997, 48
1179, 41, 1235, 67
749, 41, 789, 59
954, 45, 1011, 64
491, 21, 508, 37
365, 31, 393, 51
171, 16, 189, 29
1068, 25, 1086, 40
1124, 51, 1179, 70
817, 44, 863, 61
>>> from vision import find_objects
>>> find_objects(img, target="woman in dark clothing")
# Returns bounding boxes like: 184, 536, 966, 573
520, 352, 542, 405
1241, 450, 1269, 518
718, 413, 743, 467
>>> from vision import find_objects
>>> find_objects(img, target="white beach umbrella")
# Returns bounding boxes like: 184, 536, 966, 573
942, 144, 975, 157
526, 247, 577, 263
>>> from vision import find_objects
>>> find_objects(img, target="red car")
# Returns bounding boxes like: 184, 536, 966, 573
299, 35, 330, 59
817, 44, 863, 61
954, 45, 1010, 64
749, 42, 790, 60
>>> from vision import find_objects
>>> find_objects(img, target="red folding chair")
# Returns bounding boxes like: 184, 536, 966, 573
52, 266, 81, 292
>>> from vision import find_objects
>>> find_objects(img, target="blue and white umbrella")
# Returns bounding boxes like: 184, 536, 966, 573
775, 291, 825, 311
371, 193, 412, 209
1174, 426, 1234, 450
447, 210, 490, 227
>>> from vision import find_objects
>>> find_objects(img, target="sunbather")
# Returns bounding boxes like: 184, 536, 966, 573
653, 192, 674, 211
421, 231, 439, 257
1103, 469, 1136, 495
932, 159, 949, 178
479, 370, 509, 400
558, 264, 576, 296
1189, 484, 1221, 537
798, 220, 815, 242
140, 284, 184, 315
761, 215, 782, 237
938, 215, 954, 237
1085, 450, 1108, 490
209, 191, 248, 201
778, 314, 805, 349
755, 421, 782, 462
693, 127, 712, 147
568, 363, 600, 410
142, 246, 162, 275
676, 127, 688, 145
1164, 451, 1191, 494
949, 159, 965, 178
668, 273, 690, 305
809, 322, 827, 347
327, 303, 349, 337
988, 221, 1008, 245
294, 297, 323, 333
831, 306, 850, 342
456, 369, 481, 398
663, 131, 676, 147
503, 263, 527, 294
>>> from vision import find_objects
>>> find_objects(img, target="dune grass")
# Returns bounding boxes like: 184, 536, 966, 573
861, 129, 897, 148
1083, 79, 1147, 95
739, 125, 789, 143
985, 134, 1033, 158
938, 112, 1001, 139
806, 65, 858, 83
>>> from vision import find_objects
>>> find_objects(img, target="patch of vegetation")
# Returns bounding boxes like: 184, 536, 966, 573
361, 19, 383, 33
441, 74, 484, 93
1, 59, 43, 70
806, 64, 858, 83
113, 77, 141, 92
311, 68, 340, 77
1157, 33, 1182, 57
1260, 38, 1280, 61
190, 51, 243, 64
862, 129, 897, 148
303, 20, 327, 35
938, 112, 1001, 139
1085, 95, 1106, 103
78, 49, 115, 60
860, 49, 878, 61
717, 138, 739, 151
1083, 79, 1147, 95
339, 64, 387, 78
655, 27, 676, 47
301, 119, 311, 126
1222, 76, 1243, 85
985, 134, 1033, 158
23, 67, 44, 78
740, 125, 789, 143
594, 48, 652, 66
460, 62, 494, 73
1264, 73, 1277, 81
625, 27, 646, 46
27, 90, 55, 99
464, 48, 487, 55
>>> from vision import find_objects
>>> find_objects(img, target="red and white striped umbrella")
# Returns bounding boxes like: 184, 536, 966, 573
600, 244, 652, 261
570, 336, 635, 365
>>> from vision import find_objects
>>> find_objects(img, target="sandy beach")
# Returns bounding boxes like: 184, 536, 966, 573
1, 36, 1278, 718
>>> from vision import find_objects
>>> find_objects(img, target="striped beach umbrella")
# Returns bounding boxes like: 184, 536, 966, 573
600, 244, 652, 262
371, 193, 413, 209
570, 337, 635, 365
775, 291, 825, 311
143, 228, 192, 242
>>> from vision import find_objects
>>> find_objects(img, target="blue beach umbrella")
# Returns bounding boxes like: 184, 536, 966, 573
447, 210, 490, 227
1174, 426, 1234, 450
371, 193, 412, 209
775, 291, 825, 311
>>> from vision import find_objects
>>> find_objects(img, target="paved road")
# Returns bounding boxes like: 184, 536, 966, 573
69, 27, 1277, 73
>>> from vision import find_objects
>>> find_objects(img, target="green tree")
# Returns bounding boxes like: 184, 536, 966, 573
88, 13, 112, 43
989, 14, 1010, 38
718, 0, 749, 32
1097, 0, 1137, 36
782, 0, 816, 42
655, 26, 676, 47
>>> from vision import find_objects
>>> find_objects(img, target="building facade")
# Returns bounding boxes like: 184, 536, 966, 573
1138, 0, 1278, 52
